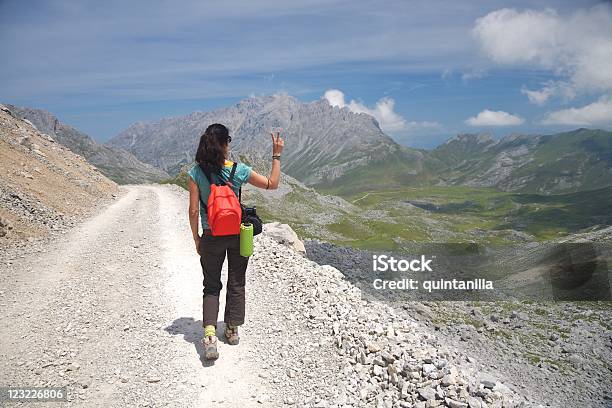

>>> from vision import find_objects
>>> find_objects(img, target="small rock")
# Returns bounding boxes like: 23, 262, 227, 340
381, 351, 395, 364
33, 149, 46, 157
373, 357, 386, 367
468, 396, 482, 408
358, 350, 367, 365
367, 343, 382, 353
480, 375, 497, 389
441, 374, 455, 386
422, 363, 436, 375
446, 398, 468, 408
418, 386, 436, 401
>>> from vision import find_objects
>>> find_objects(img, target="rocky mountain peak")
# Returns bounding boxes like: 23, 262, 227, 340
108, 93, 398, 183
445, 132, 494, 145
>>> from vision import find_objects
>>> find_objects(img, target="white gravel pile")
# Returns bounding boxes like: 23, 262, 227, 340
253, 233, 531, 407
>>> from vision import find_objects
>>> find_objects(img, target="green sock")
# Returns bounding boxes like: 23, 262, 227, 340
204, 325, 216, 338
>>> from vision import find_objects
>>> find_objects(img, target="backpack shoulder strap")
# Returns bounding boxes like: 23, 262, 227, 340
228, 162, 238, 184
200, 163, 230, 186
198, 164, 215, 210
228, 162, 242, 203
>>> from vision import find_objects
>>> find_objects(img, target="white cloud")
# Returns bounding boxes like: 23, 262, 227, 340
323, 89, 346, 109
348, 98, 407, 132
521, 85, 555, 106
465, 109, 524, 126
541, 96, 612, 126
521, 80, 579, 106
472, 5, 612, 100
323, 89, 407, 132
473, 8, 562, 66
323, 89, 443, 134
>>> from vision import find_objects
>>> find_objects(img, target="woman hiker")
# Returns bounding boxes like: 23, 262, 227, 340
187, 123, 284, 360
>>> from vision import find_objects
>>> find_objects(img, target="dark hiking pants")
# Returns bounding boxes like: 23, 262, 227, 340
199, 231, 249, 328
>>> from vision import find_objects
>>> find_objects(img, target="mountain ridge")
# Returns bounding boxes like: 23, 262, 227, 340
5, 105, 169, 184
430, 128, 612, 194
107, 94, 612, 195
108, 94, 410, 183
0, 105, 117, 242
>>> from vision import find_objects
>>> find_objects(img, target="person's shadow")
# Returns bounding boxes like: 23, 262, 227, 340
164, 317, 230, 367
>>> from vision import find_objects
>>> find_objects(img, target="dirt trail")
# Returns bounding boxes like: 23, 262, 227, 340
0, 185, 272, 407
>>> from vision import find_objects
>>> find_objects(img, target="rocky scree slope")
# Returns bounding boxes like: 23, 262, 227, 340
250, 231, 534, 407
304, 237, 612, 407
6, 105, 169, 184
0, 105, 118, 244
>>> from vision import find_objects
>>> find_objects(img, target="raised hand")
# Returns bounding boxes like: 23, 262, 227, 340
271, 131, 284, 155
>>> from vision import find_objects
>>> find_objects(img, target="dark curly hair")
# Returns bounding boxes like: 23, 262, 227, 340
195, 123, 232, 174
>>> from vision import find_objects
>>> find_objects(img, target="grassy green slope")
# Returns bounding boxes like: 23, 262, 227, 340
428, 129, 612, 194
336, 185, 612, 242
501, 185, 612, 239
511, 129, 612, 193
314, 147, 443, 196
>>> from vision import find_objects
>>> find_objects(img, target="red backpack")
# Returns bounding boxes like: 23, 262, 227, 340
200, 162, 243, 236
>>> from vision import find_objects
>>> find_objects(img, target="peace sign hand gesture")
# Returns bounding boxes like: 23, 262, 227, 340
271, 130, 284, 155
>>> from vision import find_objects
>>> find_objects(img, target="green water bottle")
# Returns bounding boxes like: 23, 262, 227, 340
240, 223, 254, 257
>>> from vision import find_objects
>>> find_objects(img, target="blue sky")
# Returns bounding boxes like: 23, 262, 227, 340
1, 0, 611, 148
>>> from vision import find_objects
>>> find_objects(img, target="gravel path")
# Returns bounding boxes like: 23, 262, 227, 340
0, 185, 282, 407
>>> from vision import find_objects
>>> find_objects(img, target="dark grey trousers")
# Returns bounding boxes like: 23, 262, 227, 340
199, 232, 249, 327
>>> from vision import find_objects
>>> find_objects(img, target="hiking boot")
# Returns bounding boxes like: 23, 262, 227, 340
202, 335, 219, 360
224, 324, 240, 345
